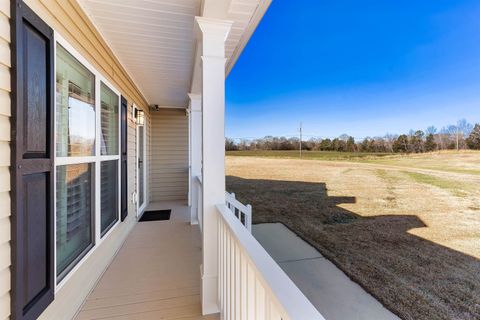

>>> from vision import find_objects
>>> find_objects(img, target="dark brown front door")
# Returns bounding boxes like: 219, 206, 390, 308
11, 2, 55, 319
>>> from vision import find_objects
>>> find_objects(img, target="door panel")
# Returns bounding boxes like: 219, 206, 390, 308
12, 2, 54, 319
23, 173, 48, 305
24, 23, 47, 158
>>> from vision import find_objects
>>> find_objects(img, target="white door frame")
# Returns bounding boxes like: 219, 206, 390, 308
136, 114, 147, 217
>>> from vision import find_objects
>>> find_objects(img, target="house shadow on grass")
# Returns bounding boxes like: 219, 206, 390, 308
226, 175, 480, 320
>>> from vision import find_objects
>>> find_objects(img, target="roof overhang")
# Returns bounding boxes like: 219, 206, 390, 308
77, 0, 271, 108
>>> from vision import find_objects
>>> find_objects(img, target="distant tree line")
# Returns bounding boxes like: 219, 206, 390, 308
226, 119, 480, 153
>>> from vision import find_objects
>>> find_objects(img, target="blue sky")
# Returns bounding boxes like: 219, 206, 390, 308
225, 0, 480, 140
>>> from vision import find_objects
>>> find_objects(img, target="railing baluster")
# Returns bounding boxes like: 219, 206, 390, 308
225, 191, 253, 232
220, 219, 225, 313
216, 204, 324, 320
255, 280, 265, 320
246, 205, 252, 232
227, 232, 233, 319
247, 264, 255, 320
224, 222, 228, 315
230, 235, 235, 320
235, 243, 241, 320
240, 251, 247, 320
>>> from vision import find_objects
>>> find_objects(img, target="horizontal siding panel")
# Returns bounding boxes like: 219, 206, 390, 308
0, 65, 9, 92
150, 166, 188, 170
0, 115, 9, 142
151, 138, 189, 142
0, 141, 8, 166
152, 140, 189, 145
150, 157, 187, 162
150, 164, 187, 169
150, 182, 185, 188
151, 125, 188, 129
152, 142, 188, 147
0, 0, 9, 18
151, 147, 188, 152
149, 172, 188, 178
150, 195, 186, 201
151, 189, 187, 195
151, 192, 187, 198
0, 291, 10, 320
0, 242, 10, 271
0, 217, 9, 244
152, 172, 188, 180
0, 89, 10, 116
149, 160, 188, 165
0, 39, 10, 67
0, 13, 9, 43
0, 166, 9, 193
150, 181, 187, 187
151, 194, 188, 199
151, 150, 188, 155
152, 135, 188, 139
0, 192, 9, 219
0, 267, 9, 296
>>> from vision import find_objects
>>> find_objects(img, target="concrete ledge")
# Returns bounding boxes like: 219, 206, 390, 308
253, 223, 400, 320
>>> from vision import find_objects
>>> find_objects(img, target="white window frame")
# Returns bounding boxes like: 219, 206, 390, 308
54, 33, 122, 291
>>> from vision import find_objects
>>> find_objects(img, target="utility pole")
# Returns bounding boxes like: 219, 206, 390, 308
299, 122, 302, 158
456, 126, 459, 151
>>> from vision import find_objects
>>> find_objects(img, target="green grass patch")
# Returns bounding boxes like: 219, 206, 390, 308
375, 169, 401, 184
403, 171, 470, 197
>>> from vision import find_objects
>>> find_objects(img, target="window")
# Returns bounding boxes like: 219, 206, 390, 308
55, 41, 121, 282
100, 160, 118, 235
56, 164, 94, 278
56, 45, 95, 157
99, 81, 120, 236
101, 82, 119, 155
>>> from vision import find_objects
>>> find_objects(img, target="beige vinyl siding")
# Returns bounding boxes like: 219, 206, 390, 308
0, 1, 10, 319
0, 1, 153, 319
150, 109, 189, 202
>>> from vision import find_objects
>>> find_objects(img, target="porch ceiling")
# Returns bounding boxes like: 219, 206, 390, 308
77, 0, 271, 108
77, 0, 201, 107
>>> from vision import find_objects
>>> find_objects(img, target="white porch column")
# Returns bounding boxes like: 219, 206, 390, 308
189, 93, 202, 225
195, 16, 233, 315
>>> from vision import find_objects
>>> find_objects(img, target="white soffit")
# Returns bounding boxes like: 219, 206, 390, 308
78, 0, 201, 107
225, 0, 272, 75
77, 0, 271, 107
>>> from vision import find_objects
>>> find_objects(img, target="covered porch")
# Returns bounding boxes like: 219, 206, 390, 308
74, 202, 216, 320
4, 0, 324, 319
71, 0, 324, 319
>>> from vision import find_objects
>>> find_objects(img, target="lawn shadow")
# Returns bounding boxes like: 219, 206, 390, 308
226, 175, 480, 320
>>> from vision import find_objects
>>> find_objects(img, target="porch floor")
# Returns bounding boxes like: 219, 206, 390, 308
75, 201, 218, 320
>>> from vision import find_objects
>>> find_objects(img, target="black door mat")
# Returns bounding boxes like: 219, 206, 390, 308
139, 209, 171, 222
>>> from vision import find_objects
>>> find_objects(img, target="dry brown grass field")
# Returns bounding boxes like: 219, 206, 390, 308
226, 151, 480, 320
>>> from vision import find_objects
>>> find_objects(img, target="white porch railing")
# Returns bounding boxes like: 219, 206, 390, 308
216, 204, 324, 320
225, 192, 252, 232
